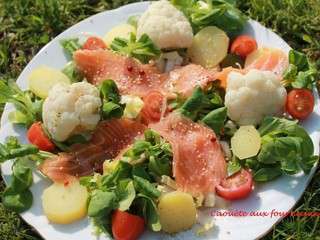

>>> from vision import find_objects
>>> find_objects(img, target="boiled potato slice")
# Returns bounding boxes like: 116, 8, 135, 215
188, 26, 229, 68
104, 24, 136, 46
231, 126, 261, 160
42, 180, 88, 224
28, 66, 70, 99
158, 191, 197, 233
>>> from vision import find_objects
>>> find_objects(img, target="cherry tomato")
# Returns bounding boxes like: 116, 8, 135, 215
27, 122, 55, 151
286, 89, 314, 120
112, 210, 145, 240
230, 35, 257, 58
141, 91, 165, 124
216, 169, 253, 200
82, 36, 107, 50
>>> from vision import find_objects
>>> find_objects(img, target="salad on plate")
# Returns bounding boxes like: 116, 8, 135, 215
0, 0, 319, 239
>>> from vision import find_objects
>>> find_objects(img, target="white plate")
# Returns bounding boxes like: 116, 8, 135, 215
1, 2, 319, 240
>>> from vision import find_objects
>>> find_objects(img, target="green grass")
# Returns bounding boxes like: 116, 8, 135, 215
0, 0, 319, 239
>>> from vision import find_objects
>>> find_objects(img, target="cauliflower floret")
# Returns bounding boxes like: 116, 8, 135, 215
137, 0, 193, 49
156, 51, 184, 73
225, 69, 287, 125
42, 82, 101, 141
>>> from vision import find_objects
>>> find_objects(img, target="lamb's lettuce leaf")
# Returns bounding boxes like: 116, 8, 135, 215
171, 0, 247, 35
282, 50, 317, 90
60, 38, 81, 58
201, 106, 227, 134
0, 80, 43, 128
99, 79, 125, 120
136, 193, 161, 231
62, 61, 84, 83
242, 117, 318, 182
111, 33, 160, 64
180, 86, 227, 133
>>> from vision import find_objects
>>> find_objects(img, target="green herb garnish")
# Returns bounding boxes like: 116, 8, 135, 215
111, 33, 161, 64
0, 80, 43, 128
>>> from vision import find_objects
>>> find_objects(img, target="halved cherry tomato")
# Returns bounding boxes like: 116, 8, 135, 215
112, 210, 145, 240
230, 35, 257, 58
141, 91, 165, 124
82, 36, 107, 50
27, 122, 55, 151
216, 169, 253, 200
286, 89, 314, 120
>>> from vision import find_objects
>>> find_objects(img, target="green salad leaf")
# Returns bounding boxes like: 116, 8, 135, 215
88, 190, 118, 217
136, 193, 161, 232
116, 180, 136, 211
60, 38, 81, 58
201, 106, 227, 134
227, 157, 242, 176
60, 38, 84, 83
0, 136, 45, 163
111, 33, 161, 64
171, 0, 247, 35
100, 161, 132, 190
282, 50, 317, 90
2, 189, 33, 213
62, 61, 84, 83
180, 86, 227, 133
1, 137, 55, 213
99, 80, 125, 120
243, 117, 318, 182
0, 80, 43, 128
2, 159, 33, 213
133, 176, 161, 199
253, 167, 282, 182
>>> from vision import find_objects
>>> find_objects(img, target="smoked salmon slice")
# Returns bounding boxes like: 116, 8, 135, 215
73, 49, 166, 97
150, 113, 227, 195
162, 64, 216, 99
245, 47, 288, 76
74, 50, 217, 99
39, 119, 145, 182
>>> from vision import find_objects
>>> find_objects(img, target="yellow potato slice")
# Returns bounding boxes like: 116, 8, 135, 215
42, 180, 88, 224
231, 125, 261, 160
28, 66, 70, 99
188, 26, 229, 68
158, 191, 197, 233
103, 24, 136, 46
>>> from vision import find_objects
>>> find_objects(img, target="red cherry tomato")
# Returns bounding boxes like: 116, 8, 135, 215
82, 36, 107, 50
27, 122, 55, 151
286, 89, 314, 120
230, 35, 257, 58
112, 210, 145, 240
216, 169, 253, 200
141, 91, 166, 124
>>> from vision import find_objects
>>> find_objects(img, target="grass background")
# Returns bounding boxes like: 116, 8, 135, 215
0, 0, 319, 239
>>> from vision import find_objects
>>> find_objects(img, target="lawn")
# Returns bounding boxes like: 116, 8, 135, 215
0, 0, 319, 239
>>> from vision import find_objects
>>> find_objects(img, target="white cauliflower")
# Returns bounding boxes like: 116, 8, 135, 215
225, 69, 287, 125
137, 0, 193, 49
156, 51, 184, 73
42, 82, 102, 141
